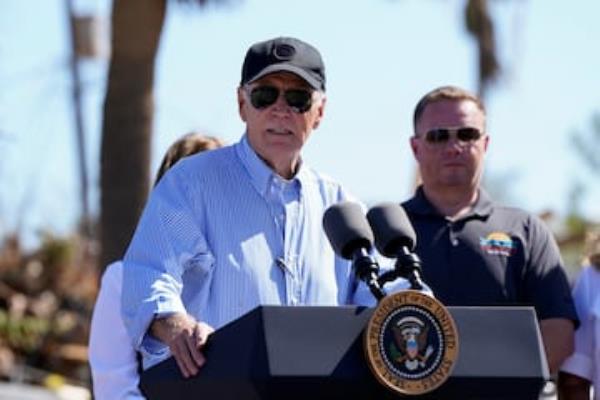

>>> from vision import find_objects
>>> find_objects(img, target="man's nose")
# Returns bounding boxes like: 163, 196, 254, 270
442, 137, 465, 154
270, 94, 292, 115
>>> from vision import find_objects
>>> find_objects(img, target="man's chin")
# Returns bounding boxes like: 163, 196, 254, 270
266, 136, 301, 150
439, 174, 473, 187
261, 141, 300, 160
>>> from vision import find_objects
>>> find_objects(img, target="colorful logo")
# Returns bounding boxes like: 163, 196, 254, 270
480, 232, 515, 257
364, 291, 459, 395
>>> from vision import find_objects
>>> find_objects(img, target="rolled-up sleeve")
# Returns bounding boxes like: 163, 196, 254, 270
121, 167, 212, 356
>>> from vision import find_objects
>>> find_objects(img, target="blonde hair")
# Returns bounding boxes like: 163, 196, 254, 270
154, 133, 224, 185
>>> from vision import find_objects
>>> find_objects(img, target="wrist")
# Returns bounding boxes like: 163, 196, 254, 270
150, 313, 195, 342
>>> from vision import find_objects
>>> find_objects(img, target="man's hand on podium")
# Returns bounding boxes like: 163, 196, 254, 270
150, 313, 214, 378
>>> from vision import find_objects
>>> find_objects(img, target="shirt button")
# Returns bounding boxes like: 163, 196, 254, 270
451, 238, 459, 246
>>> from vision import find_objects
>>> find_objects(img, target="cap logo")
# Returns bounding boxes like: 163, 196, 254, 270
273, 43, 295, 60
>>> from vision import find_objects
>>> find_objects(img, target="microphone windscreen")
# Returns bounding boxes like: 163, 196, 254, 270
366, 202, 416, 256
323, 202, 374, 260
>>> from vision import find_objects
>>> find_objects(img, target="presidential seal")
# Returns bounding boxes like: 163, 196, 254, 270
364, 290, 459, 395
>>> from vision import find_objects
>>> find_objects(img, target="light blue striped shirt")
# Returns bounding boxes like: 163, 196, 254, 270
121, 134, 379, 368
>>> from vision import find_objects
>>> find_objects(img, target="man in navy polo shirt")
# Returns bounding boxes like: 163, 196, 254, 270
403, 85, 577, 374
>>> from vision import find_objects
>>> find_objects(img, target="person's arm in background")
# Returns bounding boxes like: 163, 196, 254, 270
524, 215, 577, 375
527, 216, 578, 374
558, 267, 595, 400
89, 262, 145, 400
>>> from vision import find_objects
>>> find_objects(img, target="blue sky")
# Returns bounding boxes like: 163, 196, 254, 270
1, 0, 599, 248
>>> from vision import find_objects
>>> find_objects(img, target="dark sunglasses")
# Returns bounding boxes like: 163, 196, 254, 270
423, 127, 484, 144
247, 85, 314, 113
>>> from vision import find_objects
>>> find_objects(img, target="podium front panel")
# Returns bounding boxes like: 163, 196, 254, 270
140, 305, 548, 399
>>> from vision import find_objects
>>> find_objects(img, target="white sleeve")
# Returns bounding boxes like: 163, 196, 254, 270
559, 267, 594, 381
89, 262, 145, 400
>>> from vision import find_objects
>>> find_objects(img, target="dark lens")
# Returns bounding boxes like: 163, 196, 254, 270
284, 89, 312, 113
425, 129, 450, 143
456, 127, 482, 141
250, 86, 279, 109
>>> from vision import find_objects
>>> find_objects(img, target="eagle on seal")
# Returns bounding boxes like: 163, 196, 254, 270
392, 316, 433, 371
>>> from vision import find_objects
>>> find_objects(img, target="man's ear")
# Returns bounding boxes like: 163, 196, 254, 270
483, 133, 490, 152
410, 136, 420, 160
237, 87, 247, 122
311, 96, 326, 130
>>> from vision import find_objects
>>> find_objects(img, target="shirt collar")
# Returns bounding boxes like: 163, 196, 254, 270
403, 185, 493, 220
470, 189, 494, 217
235, 133, 308, 196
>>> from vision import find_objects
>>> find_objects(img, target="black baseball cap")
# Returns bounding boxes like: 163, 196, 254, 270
240, 37, 326, 91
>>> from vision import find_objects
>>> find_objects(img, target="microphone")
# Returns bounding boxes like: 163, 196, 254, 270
323, 201, 386, 301
366, 202, 425, 291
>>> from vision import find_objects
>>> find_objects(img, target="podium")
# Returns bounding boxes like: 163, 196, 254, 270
140, 306, 549, 399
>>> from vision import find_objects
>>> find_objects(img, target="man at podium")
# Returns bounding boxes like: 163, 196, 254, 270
402, 85, 578, 374
120, 37, 399, 379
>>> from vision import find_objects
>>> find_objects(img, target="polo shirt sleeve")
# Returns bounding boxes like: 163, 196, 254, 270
121, 166, 214, 356
522, 215, 578, 324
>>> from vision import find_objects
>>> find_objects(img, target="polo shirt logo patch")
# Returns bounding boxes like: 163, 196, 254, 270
480, 232, 515, 256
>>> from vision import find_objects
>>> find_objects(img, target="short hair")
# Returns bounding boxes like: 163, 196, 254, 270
154, 133, 224, 185
413, 86, 486, 135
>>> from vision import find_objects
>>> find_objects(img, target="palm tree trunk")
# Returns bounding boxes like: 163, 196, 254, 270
465, 0, 499, 101
100, 0, 167, 271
